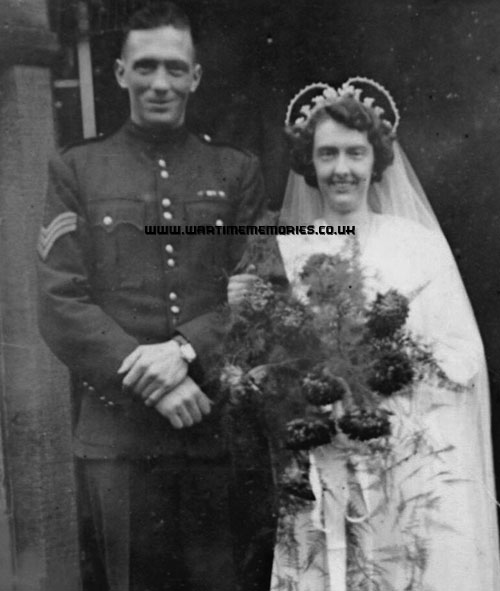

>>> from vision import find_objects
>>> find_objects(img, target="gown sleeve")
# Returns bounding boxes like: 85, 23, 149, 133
408, 233, 483, 385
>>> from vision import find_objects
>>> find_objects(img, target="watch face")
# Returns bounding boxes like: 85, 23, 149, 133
180, 343, 196, 363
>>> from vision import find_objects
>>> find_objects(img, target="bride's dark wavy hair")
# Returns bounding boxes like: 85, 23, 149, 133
286, 96, 395, 187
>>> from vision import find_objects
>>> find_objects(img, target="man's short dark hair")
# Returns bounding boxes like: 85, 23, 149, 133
286, 97, 395, 187
121, 2, 196, 55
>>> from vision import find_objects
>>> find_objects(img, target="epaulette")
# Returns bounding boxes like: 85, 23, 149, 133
60, 132, 110, 154
197, 133, 257, 158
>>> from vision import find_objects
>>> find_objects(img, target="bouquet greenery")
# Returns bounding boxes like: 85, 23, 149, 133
218, 237, 458, 508
220, 242, 446, 438
218, 235, 465, 589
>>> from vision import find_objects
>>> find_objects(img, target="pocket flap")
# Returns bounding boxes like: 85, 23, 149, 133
88, 199, 146, 232
184, 198, 232, 224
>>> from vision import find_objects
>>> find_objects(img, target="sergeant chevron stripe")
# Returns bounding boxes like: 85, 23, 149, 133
37, 212, 77, 260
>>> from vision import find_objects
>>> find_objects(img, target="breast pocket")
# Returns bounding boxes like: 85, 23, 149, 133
184, 198, 232, 225
184, 198, 234, 273
88, 199, 147, 290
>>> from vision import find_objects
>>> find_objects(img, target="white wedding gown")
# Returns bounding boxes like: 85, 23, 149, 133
272, 214, 500, 591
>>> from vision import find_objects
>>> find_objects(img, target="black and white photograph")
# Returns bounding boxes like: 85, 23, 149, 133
1, 1, 500, 590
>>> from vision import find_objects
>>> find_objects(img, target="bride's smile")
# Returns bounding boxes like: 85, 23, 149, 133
313, 118, 374, 218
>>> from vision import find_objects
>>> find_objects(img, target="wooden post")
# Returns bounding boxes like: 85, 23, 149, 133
77, 1, 97, 138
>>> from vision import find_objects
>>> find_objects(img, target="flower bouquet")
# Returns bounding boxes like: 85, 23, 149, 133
218, 235, 469, 587
223, 234, 459, 484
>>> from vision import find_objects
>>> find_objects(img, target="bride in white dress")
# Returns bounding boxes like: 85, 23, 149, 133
229, 78, 500, 591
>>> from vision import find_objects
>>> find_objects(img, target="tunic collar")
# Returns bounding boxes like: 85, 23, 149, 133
123, 119, 189, 146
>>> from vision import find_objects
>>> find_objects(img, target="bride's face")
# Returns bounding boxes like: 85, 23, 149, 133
312, 118, 374, 215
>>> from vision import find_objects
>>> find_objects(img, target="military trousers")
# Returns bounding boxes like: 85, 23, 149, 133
79, 456, 238, 591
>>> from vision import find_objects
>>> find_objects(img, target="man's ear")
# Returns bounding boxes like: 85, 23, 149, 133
190, 64, 202, 93
114, 59, 127, 89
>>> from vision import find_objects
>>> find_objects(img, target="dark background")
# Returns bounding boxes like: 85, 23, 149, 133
52, 0, 500, 489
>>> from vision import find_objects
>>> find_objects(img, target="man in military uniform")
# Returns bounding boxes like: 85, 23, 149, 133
37, 3, 265, 590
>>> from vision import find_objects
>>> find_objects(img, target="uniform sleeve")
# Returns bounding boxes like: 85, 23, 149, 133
228, 152, 267, 270
233, 209, 288, 284
176, 153, 267, 380
37, 152, 139, 405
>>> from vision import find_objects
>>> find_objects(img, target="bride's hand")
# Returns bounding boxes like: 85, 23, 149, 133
227, 273, 258, 307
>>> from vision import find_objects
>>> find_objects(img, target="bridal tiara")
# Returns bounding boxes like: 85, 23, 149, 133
285, 77, 400, 132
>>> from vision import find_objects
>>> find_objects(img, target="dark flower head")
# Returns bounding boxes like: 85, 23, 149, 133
368, 347, 414, 396
302, 367, 347, 406
366, 289, 409, 339
285, 418, 332, 451
338, 407, 392, 441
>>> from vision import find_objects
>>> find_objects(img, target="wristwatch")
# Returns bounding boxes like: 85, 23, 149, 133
173, 335, 197, 364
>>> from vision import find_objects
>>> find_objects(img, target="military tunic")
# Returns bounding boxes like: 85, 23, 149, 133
38, 120, 265, 460
37, 120, 266, 591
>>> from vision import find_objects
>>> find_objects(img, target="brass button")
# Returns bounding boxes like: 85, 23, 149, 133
158, 158, 166, 167
169, 292, 177, 301
162, 198, 171, 207
160, 170, 169, 179
163, 211, 173, 221
167, 258, 175, 267
103, 215, 113, 226
165, 244, 174, 253
171, 305, 180, 314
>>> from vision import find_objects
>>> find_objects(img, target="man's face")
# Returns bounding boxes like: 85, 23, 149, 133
313, 118, 375, 215
115, 26, 201, 129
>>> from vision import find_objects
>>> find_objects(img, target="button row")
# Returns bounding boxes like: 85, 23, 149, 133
82, 381, 115, 407
168, 291, 179, 315
158, 159, 169, 179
